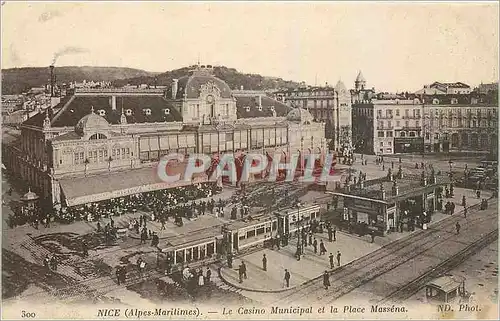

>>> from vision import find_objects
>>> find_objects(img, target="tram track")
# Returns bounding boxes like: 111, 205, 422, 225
377, 228, 498, 304
8, 192, 496, 303
270, 200, 497, 305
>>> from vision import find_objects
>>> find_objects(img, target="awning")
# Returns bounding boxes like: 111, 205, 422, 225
59, 162, 208, 207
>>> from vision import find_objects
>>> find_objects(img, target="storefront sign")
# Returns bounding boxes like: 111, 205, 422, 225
66, 176, 208, 206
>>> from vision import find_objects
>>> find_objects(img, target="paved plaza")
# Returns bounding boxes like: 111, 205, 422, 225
1, 152, 495, 306
220, 232, 380, 292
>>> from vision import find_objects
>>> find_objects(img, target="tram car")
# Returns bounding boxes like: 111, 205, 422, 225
159, 204, 322, 269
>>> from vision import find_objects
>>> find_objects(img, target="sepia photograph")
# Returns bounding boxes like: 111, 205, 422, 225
1, 1, 498, 319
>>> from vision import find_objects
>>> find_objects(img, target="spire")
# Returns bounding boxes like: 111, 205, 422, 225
356, 71, 366, 83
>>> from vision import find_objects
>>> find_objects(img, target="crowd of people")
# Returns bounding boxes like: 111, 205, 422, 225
7, 183, 223, 229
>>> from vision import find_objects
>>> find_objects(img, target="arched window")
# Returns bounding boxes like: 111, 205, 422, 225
89, 133, 107, 140
400, 131, 406, 137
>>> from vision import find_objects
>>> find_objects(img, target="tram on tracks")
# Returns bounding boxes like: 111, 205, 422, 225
159, 204, 322, 268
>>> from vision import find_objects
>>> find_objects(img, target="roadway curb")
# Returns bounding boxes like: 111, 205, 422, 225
218, 195, 495, 293
217, 265, 300, 293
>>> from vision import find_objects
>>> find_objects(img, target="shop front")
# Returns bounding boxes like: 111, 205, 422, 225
332, 175, 448, 236
394, 137, 424, 154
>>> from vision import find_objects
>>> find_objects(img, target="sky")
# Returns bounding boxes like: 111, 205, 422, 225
2, 1, 499, 92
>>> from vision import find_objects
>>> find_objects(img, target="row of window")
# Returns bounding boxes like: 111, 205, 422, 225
72, 148, 131, 165
378, 131, 417, 138
428, 109, 496, 118
188, 104, 231, 118
97, 108, 171, 117
429, 119, 496, 128
288, 91, 335, 97
377, 120, 421, 129
377, 109, 421, 118
358, 108, 497, 118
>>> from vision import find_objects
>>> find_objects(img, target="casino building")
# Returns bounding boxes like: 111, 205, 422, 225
4, 65, 327, 210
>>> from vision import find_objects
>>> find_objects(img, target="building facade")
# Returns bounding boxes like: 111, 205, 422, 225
3, 65, 326, 210
352, 97, 424, 155
420, 93, 498, 153
353, 83, 498, 155
273, 80, 352, 153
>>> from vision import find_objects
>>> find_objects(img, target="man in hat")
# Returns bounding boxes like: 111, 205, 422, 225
323, 270, 331, 290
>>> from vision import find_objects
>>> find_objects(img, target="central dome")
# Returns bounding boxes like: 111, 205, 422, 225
75, 109, 109, 134
175, 67, 232, 99
287, 107, 314, 124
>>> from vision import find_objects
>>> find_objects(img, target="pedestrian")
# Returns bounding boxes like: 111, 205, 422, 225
116, 266, 122, 285
329, 253, 334, 269
464, 206, 467, 218
336, 251, 341, 266
82, 241, 88, 257
323, 270, 331, 290
313, 238, 318, 254
328, 227, 333, 242
476, 190, 481, 199
319, 240, 327, 255
284, 269, 291, 288
198, 271, 205, 287
370, 230, 375, 243
308, 233, 313, 246
44, 215, 50, 228
262, 254, 267, 271
97, 221, 101, 233
50, 255, 58, 271
462, 195, 466, 207
205, 268, 211, 283
44, 255, 50, 270
333, 226, 336, 241
139, 259, 146, 277
241, 261, 247, 279
455, 222, 461, 235
238, 263, 243, 283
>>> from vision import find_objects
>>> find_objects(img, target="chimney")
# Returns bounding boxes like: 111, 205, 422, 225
50, 65, 55, 97
171, 79, 178, 99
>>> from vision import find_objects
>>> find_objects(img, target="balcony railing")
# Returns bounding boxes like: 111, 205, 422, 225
402, 126, 422, 130
402, 115, 421, 119
376, 115, 394, 119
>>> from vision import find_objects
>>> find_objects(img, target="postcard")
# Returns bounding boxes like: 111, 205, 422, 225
1, 1, 498, 320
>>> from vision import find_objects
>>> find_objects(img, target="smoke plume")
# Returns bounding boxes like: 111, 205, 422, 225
51, 46, 89, 65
